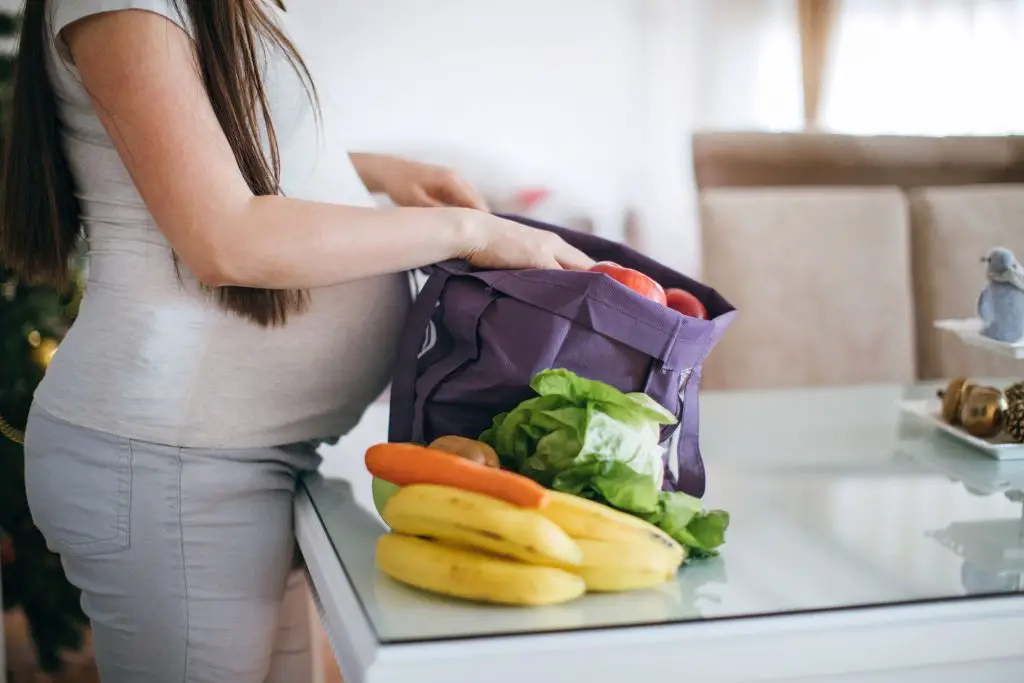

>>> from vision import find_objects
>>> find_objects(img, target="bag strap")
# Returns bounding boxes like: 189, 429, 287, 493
645, 323, 710, 497
669, 364, 706, 497
388, 269, 451, 444
409, 290, 499, 442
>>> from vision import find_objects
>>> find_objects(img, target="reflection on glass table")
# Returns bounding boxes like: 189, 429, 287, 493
899, 432, 1024, 594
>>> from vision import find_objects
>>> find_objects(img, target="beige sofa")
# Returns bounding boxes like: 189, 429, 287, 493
695, 132, 1024, 390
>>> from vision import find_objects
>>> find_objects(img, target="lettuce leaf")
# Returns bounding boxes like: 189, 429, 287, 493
480, 369, 729, 559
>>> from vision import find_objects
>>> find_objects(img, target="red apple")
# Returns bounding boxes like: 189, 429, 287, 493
665, 287, 708, 320
590, 262, 666, 305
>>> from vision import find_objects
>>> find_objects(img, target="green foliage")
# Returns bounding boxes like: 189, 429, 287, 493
0, 8, 91, 674
0, 239, 90, 670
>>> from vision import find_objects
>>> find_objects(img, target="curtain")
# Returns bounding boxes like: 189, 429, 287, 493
797, 0, 839, 128
821, 0, 1024, 135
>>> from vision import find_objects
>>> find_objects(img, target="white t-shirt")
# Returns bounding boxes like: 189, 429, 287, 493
34, 0, 412, 447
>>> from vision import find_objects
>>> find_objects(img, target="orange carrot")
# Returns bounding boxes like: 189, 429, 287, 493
365, 443, 550, 509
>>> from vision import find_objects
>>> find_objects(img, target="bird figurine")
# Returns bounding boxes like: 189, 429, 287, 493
978, 246, 1024, 343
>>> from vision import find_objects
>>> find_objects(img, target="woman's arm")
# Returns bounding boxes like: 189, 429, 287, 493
62, 11, 589, 289
349, 153, 490, 211
348, 153, 393, 194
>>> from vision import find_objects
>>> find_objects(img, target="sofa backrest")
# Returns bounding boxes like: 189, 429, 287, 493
693, 132, 1024, 190
701, 187, 916, 389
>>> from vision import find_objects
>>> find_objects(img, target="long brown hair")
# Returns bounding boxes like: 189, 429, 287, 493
0, 0, 316, 326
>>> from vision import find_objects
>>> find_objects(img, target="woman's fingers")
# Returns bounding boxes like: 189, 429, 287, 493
555, 243, 595, 271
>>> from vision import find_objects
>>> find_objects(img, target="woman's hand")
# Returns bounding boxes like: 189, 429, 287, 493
349, 154, 594, 272
454, 210, 595, 272
351, 153, 489, 211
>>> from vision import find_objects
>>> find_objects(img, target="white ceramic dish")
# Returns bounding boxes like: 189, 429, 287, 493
934, 318, 1024, 359
898, 399, 1024, 461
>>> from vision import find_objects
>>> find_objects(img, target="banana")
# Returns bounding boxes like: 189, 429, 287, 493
571, 537, 678, 592
382, 484, 583, 567
376, 533, 586, 606
574, 566, 675, 593
539, 490, 685, 567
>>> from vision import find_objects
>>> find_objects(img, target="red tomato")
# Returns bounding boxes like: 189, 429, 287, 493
665, 288, 708, 320
590, 262, 666, 305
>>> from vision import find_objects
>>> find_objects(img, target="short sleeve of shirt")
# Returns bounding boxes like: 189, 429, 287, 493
49, 0, 195, 64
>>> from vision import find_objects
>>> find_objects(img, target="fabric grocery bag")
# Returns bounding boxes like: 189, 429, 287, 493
388, 215, 736, 498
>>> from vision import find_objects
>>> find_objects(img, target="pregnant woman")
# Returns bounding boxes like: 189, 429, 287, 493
0, 1, 593, 681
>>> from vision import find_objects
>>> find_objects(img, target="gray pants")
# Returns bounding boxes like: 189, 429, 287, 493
23, 404, 323, 683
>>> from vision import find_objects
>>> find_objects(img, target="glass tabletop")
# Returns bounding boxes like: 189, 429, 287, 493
304, 381, 1024, 644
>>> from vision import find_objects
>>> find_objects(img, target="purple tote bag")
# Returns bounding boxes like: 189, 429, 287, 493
388, 215, 736, 498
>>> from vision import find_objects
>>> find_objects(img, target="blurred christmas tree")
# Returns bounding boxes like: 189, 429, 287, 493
0, 7, 90, 674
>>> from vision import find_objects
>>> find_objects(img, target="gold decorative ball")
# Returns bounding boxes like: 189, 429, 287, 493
938, 377, 975, 425
32, 338, 59, 369
958, 385, 1007, 439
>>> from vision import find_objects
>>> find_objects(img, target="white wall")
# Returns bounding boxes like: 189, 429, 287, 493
293, 0, 706, 274
294, 1, 643, 243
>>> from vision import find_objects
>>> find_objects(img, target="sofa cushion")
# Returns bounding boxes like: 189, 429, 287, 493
909, 184, 1024, 380
701, 187, 915, 389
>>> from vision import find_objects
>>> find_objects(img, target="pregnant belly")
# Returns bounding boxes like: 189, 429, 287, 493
38, 272, 413, 446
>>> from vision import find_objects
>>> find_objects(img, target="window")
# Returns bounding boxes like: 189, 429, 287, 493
822, 0, 1024, 135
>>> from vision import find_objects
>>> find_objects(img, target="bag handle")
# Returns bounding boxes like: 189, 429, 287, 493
409, 291, 499, 442
388, 269, 451, 444
669, 317, 714, 497
666, 365, 706, 496
643, 323, 710, 497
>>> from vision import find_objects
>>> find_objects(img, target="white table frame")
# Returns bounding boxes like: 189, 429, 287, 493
296, 492, 1024, 683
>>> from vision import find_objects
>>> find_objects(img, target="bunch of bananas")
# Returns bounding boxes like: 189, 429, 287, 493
375, 484, 685, 607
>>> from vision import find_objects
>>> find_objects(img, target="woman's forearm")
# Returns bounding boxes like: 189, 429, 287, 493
206, 197, 473, 289
348, 153, 394, 194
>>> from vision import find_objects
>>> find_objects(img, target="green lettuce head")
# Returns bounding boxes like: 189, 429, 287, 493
480, 369, 729, 558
